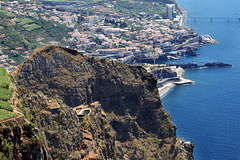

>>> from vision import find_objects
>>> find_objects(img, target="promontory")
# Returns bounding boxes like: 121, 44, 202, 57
0, 45, 193, 159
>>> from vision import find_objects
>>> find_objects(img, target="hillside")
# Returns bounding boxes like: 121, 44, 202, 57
0, 67, 40, 160
0, 67, 17, 121
46, 0, 174, 16
0, 8, 73, 63
4, 45, 194, 159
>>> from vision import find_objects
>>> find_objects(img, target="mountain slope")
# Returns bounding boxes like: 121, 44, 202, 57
11, 45, 193, 159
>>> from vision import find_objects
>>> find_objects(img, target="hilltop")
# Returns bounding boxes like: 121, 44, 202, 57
0, 45, 194, 159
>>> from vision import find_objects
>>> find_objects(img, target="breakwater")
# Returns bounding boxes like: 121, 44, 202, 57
168, 62, 232, 70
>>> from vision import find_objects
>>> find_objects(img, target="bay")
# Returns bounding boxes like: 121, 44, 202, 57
161, 0, 240, 159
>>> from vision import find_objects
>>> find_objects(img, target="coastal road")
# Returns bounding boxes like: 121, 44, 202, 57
180, 9, 187, 28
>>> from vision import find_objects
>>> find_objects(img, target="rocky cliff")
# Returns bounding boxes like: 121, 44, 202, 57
9, 45, 193, 159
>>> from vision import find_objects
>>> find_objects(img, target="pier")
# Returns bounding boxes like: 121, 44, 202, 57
188, 17, 240, 23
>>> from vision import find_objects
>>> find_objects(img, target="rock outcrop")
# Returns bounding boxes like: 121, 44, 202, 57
178, 48, 198, 57
151, 67, 178, 80
10, 45, 194, 159
200, 35, 218, 45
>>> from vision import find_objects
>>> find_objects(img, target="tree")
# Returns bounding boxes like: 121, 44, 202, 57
96, 28, 103, 33
1, 139, 13, 160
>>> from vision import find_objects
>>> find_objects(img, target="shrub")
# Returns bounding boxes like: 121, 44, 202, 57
17, 103, 27, 117
1, 139, 13, 160
3, 126, 11, 139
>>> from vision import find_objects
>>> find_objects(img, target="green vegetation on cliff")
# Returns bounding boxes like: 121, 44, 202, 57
0, 67, 11, 89
0, 67, 16, 121
0, 67, 45, 160
0, 121, 42, 159
0, 101, 13, 112
0, 109, 17, 121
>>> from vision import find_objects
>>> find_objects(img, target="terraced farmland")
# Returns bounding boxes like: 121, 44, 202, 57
0, 8, 73, 63
0, 67, 17, 121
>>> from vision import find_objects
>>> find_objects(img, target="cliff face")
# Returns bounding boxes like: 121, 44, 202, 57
11, 45, 193, 159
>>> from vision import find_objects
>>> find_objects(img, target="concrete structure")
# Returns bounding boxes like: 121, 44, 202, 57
77, 108, 91, 117
73, 105, 91, 118
85, 15, 99, 23
166, 4, 175, 19
102, 27, 128, 35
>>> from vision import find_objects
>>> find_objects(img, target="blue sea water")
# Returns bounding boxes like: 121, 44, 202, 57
161, 0, 240, 159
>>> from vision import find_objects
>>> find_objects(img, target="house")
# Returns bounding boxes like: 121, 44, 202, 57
85, 15, 99, 23
0, 55, 8, 60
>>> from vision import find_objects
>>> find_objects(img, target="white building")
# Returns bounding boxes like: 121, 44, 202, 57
166, 4, 175, 19
0, 55, 9, 60
85, 15, 99, 23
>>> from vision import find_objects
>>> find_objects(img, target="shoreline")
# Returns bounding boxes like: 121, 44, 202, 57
158, 8, 223, 99
157, 66, 194, 99
179, 8, 187, 28
158, 77, 194, 99
157, 61, 231, 99
158, 83, 176, 99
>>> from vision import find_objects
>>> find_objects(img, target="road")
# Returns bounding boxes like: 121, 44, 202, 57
179, 9, 187, 28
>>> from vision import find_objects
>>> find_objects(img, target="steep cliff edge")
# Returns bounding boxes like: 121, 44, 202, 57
10, 45, 193, 159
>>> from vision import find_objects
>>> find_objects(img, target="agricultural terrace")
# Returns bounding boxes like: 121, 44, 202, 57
0, 67, 17, 121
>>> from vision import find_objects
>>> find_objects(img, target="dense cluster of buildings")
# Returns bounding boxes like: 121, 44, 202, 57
0, 46, 17, 70
0, 0, 197, 69
67, 16, 192, 63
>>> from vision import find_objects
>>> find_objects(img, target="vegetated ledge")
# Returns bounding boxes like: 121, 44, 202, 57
10, 45, 194, 159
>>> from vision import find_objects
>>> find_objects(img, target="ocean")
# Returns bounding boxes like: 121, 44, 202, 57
161, 0, 240, 159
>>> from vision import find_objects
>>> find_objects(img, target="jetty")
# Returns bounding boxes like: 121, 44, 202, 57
188, 17, 240, 23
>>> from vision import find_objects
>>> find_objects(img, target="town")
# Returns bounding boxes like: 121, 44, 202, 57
0, 0, 211, 72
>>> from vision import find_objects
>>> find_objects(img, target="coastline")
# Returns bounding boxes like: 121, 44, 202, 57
159, 1, 238, 159
158, 7, 221, 99
157, 61, 231, 99
179, 8, 187, 28
158, 77, 194, 99
158, 83, 176, 99
158, 67, 194, 99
